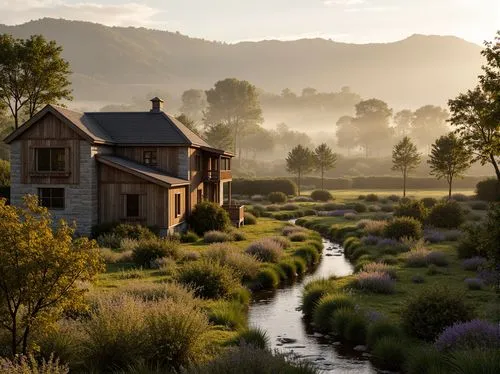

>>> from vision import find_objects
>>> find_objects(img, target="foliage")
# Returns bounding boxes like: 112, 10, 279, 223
188, 201, 231, 235
0, 160, 9, 187
203, 243, 260, 282
232, 178, 297, 196
366, 319, 402, 348
428, 133, 472, 198
113, 223, 156, 241
365, 193, 379, 202
362, 220, 387, 236
233, 328, 270, 350
435, 319, 500, 352
245, 238, 285, 263
244, 212, 257, 225
293, 246, 320, 266
255, 268, 280, 289
394, 200, 428, 221
392, 136, 422, 196
354, 272, 395, 294
132, 238, 181, 268
476, 178, 499, 201
204, 122, 233, 150
0, 196, 103, 355
421, 197, 438, 208
411, 105, 450, 149
330, 307, 357, 337
177, 259, 239, 299
425, 251, 449, 266
0, 34, 72, 128
312, 294, 355, 332
289, 232, 307, 242
310, 189, 333, 202
447, 348, 500, 374
404, 248, 430, 267
384, 216, 423, 240
464, 278, 484, 290
344, 313, 368, 344
301, 278, 335, 318
462, 256, 487, 271
181, 230, 200, 243
207, 300, 246, 330
362, 262, 397, 279
286, 145, 315, 195
401, 286, 474, 341
204, 230, 233, 243
268, 191, 287, 203
371, 337, 407, 372
313, 143, 337, 189
0, 355, 68, 374
428, 201, 465, 229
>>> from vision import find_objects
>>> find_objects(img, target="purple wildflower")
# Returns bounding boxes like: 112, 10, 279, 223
424, 229, 446, 243
435, 319, 500, 351
462, 257, 487, 271
361, 235, 380, 245
355, 271, 395, 294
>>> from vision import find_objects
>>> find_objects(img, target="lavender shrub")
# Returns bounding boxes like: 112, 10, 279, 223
435, 319, 500, 351
355, 271, 395, 294
462, 257, 487, 271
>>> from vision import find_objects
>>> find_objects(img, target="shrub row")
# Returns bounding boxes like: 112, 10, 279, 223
232, 178, 298, 196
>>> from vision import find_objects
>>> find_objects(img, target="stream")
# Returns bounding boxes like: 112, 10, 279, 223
248, 223, 377, 373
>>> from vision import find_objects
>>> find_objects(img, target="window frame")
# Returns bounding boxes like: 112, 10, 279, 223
126, 194, 140, 218
143, 150, 157, 166
35, 147, 66, 173
174, 193, 182, 218
194, 154, 202, 171
38, 188, 65, 210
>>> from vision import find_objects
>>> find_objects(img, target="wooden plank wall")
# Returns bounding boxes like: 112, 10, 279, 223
188, 147, 204, 212
168, 186, 187, 226
115, 147, 180, 176
18, 113, 82, 184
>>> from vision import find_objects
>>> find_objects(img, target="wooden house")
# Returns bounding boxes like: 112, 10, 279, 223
4, 98, 241, 235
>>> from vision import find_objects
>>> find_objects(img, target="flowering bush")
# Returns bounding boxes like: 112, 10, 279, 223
361, 235, 380, 245
362, 262, 397, 279
363, 220, 388, 236
423, 229, 446, 243
405, 248, 430, 267
435, 319, 500, 351
245, 238, 285, 263
354, 271, 395, 294
462, 257, 487, 271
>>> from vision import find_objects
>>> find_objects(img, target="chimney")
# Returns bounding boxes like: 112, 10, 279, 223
150, 97, 164, 113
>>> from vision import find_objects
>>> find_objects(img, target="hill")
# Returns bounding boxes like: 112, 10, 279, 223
0, 18, 484, 110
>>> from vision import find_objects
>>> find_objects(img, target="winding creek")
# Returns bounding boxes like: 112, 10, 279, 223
248, 223, 377, 373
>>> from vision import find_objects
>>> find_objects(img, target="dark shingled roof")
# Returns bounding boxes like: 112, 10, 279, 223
96, 155, 189, 187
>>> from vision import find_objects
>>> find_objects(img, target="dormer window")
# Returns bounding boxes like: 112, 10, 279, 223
36, 148, 65, 172
143, 150, 157, 166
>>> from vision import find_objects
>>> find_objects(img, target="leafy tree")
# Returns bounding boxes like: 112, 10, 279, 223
204, 123, 233, 151
0, 195, 103, 355
394, 109, 413, 138
286, 145, 314, 195
428, 133, 472, 199
273, 123, 312, 155
449, 32, 500, 180
242, 126, 275, 159
392, 136, 421, 197
335, 115, 358, 156
0, 34, 72, 128
313, 143, 337, 189
301, 87, 317, 97
180, 89, 206, 122
411, 105, 449, 149
352, 99, 393, 157
204, 78, 263, 158
0, 160, 9, 186
175, 113, 199, 134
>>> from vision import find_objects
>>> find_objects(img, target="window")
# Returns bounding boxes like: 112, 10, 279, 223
143, 150, 157, 166
194, 154, 202, 171
197, 189, 203, 203
221, 158, 230, 171
126, 194, 140, 217
36, 148, 65, 172
38, 188, 65, 210
175, 193, 181, 218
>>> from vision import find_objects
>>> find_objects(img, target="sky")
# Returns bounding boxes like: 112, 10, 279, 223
0, 0, 498, 44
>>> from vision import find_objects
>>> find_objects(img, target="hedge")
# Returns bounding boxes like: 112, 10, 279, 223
232, 178, 297, 196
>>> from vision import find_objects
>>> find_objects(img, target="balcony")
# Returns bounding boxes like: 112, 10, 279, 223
204, 169, 232, 182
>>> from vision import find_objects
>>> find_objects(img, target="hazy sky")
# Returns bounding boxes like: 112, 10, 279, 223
1, 0, 499, 44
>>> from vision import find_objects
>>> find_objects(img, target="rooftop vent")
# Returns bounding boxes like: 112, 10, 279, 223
150, 97, 164, 113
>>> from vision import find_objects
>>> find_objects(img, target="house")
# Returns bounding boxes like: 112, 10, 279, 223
4, 98, 241, 236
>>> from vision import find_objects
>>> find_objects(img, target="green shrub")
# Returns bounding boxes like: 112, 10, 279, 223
245, 238, 285, 263
428, 201, 465, 229
351, 202, 367, 213
278, 259, 297, 279
394, 201, 428, 221
232, 178, 298, 196
270, 235, 291, 249
405, 345, 446, 374
384, 217, 423, 240
289, 232, 308, 242
208, 300, 247, 330
344, 313, 368, 344
97, 232, 122, 249
91, 221, 119, 239
204, 243, 261, 282
294, 246, 320, 266
113, 224, 156, 240
312, 294, 355, 333
301, 278, 334, 318
177, 260, 239, 299
310, 190, 333, 201
306, 239, 323, 252
204, 230, 233, 243
0, 355, 69, 374
234, 328, 270, 350
475, 178, 500, 202
188, 201, 231, 235
366, 320, 402, 348
266, 263, 287, 281
402, 286, 474, 341
343, 237, 362, 252
132, 239, 181, 268
371, 337, 407, 372
292, 256, 307, 275
421, 197, 438, 208
268, 191, 288, 203
447, 349, 500, 374
330, 307, 356, 337
365, 193, 379, 202
244, 212, 257, 225
181, 230, 200, 243
469, 201, 488, 210
230, 230, 246, 241
256, 268, 280, 289
457, 223, 485, 259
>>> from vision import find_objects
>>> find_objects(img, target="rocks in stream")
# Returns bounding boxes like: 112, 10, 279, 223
277, 337, 298, 345
354, 345, 367, 352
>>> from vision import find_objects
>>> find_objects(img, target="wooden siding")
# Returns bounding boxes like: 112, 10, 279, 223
99, 163, 187, 228
188, 147, 204, 212
18, 113, 82, 184
115, 146, 180, 176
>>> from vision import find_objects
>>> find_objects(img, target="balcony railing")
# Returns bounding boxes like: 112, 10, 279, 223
204, 169, 232, 182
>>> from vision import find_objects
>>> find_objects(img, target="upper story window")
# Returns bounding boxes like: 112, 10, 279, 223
38, 188, 65, 210
194, 154, 202, 171
36, 148, 65, 172
221, 158, 231, 171
143, 151, 157, 166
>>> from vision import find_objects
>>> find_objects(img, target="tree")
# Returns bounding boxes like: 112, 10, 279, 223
394, 109, 413, 138
335, 115, 358, 156
286, 145, 314, 195
448, 32, 500, 180
204, 78, 263, 158
352, 99, 393, 157
0, 195, 103, 355
428, 133, 472, 199
411, 105, 449, 149
204, 123, 233, 151
175, 113, 199, 134
0, 34, 72, 129
313, 143, 337, 189
391, 136, 421, 197
242, 126, 275, 159
0, 160, 9, 186
180, 89, 206, 122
